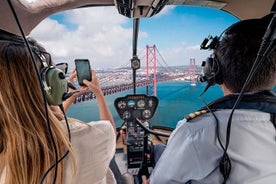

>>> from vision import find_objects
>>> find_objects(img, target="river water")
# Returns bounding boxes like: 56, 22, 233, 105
67, 81, 224, 128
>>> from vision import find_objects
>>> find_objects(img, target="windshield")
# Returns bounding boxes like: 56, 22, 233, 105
30, 5, 240, 128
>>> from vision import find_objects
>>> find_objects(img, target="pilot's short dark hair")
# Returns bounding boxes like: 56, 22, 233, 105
215, 14, 276, 93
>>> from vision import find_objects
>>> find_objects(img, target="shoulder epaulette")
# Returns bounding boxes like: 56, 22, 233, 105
185, 110, 208, 122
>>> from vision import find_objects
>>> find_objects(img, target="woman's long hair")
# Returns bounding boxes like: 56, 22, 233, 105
0, 40, 73, 184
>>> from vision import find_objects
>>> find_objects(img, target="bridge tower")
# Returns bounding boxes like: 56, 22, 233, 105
189, 58, 196, 86
146, 45, 157, 96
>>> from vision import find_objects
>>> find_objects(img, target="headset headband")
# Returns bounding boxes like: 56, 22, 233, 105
200, 13, 273, 51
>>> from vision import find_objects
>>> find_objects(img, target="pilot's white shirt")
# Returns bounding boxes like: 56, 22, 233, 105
150, 109, 276, 184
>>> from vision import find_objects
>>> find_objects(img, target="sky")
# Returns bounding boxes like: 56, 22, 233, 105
30, 5, 239, 70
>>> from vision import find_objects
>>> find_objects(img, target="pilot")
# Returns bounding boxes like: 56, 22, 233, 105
147, 14, 276, 184
0, 29, 116, 184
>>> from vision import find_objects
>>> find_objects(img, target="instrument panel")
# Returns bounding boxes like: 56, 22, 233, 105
114, 94, 158, 172
114, 94, 159, 121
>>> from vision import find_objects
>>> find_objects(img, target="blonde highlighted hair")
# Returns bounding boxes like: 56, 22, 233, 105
0, 39, 74, 184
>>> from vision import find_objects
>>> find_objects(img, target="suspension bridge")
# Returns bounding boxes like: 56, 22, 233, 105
73, 45, 199, 104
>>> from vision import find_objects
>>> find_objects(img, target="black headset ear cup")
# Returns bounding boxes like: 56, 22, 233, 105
41, 67, 68, 105
200, 56, 223, 86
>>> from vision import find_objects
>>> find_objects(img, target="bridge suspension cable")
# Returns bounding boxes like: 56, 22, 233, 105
73, 44, 187, 104
99, 47, 147, 85
155, 47, 175, 74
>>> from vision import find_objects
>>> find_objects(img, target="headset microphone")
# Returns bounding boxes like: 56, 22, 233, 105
62, 90, 80, 101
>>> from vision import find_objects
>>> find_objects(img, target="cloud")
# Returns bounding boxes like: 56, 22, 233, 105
30, 7, 135, 69
30, 6, 212, 70
186, 45, 200, 50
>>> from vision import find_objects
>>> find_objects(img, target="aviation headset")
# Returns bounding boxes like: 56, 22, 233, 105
32, 46, 69, 106
0, 29, 69, 106
198, 13, 273, 94
198, 37, 223, 86
197, 33, 224, 96
198, 31, 227, 88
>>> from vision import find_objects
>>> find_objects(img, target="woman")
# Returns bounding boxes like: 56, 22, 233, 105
0, 29, 116, 184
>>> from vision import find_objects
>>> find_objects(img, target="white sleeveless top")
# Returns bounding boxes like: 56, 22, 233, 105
0, 119, 116, 184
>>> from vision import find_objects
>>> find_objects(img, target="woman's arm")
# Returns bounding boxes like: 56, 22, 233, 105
83, 70, 116, 134
62, 70, 88, 112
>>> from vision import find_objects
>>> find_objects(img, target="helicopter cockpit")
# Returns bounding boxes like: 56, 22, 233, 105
0, 0, 275, 184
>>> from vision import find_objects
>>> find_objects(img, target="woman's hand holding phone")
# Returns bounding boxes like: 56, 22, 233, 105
69, 69, 88, 94
82, 69, 102, 96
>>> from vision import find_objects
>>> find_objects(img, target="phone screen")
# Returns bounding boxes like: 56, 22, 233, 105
75, 59, 92, 86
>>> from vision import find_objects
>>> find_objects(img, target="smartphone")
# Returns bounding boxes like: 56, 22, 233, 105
75, 59, 92, 86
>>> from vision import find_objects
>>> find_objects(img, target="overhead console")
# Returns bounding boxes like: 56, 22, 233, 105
114, 0, 169, 18
114, 94, 159, 174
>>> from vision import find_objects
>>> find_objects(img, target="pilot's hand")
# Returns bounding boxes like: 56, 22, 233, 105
138, 163, 149, 177
138, 163, 150, 183
141, 175, 150, 184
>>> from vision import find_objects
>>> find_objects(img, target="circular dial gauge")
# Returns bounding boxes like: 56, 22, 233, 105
142, 109, 152, 119
123, 111, 131, 119
117, 100, 126, 109
148, 99, 154, 107
137, 99, 146, 108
